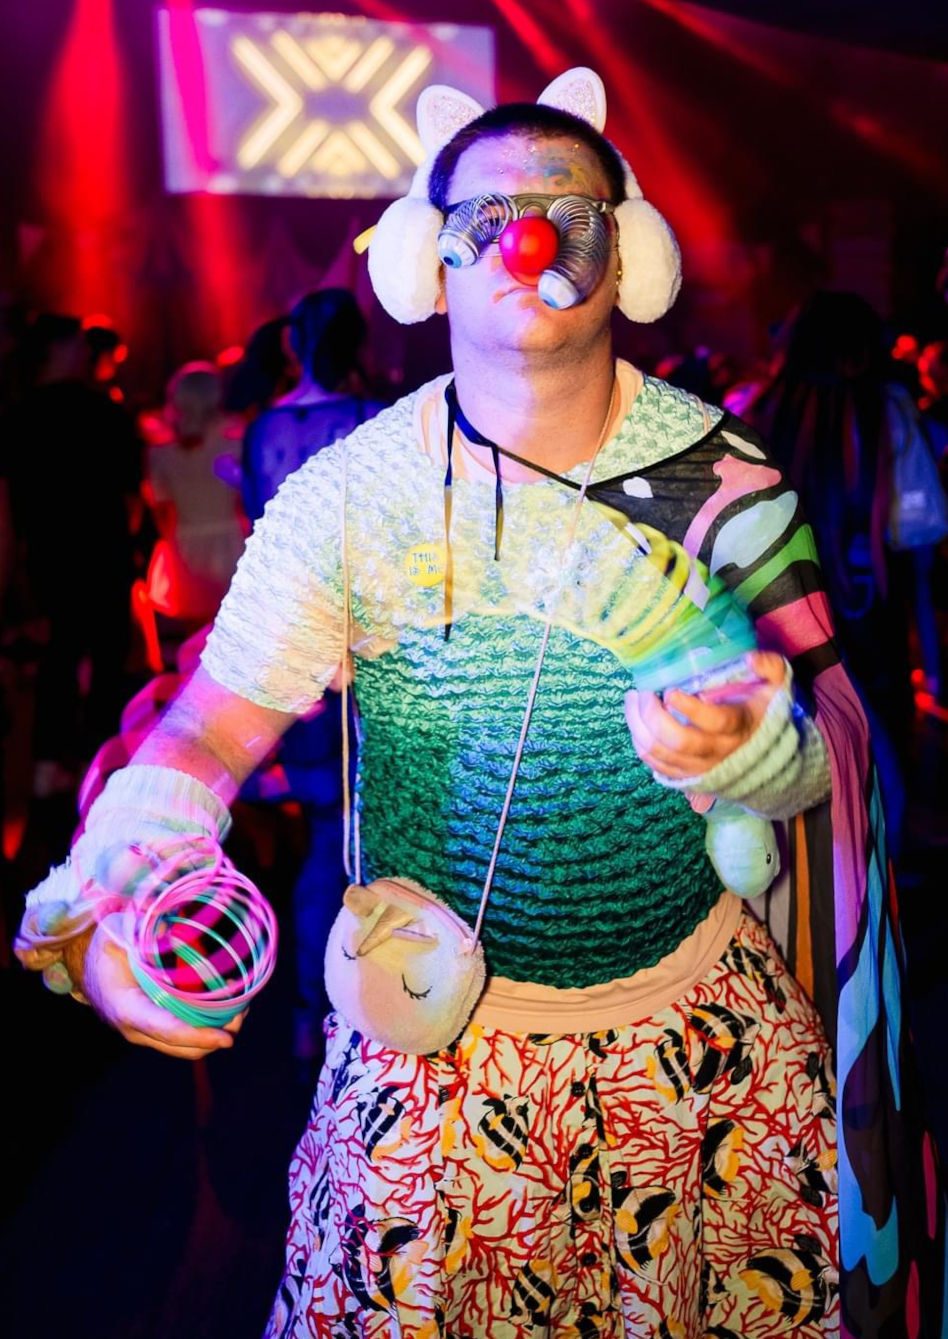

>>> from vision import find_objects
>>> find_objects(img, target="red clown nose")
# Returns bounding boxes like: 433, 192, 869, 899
498, 216, 559, 285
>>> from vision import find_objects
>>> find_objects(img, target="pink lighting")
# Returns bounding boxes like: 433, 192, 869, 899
161, 0, 216, 183
39, 0, 129, 315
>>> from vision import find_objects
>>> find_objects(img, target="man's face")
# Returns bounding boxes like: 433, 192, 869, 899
438, 132, 619, 361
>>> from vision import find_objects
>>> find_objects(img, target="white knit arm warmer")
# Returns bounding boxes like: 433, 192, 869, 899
651, 662, 831, 820
15, 765, 231, 996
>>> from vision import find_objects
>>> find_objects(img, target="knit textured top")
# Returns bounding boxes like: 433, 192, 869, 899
204, 368, 732, 988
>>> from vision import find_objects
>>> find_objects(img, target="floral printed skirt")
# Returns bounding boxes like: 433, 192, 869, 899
266, 911, 839, 1338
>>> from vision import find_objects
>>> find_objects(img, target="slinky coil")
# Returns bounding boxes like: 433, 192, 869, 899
437, 192, 516, 268
107, 835, 278, 1027
539, 194, 611, 309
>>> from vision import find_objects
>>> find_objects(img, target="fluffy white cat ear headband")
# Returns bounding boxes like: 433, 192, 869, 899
367, 66, 681, 325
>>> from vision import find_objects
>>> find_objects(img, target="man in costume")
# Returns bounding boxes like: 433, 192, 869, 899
16, 70, 945, 1337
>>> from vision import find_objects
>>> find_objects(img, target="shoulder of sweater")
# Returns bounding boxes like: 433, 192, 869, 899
600, 369, 727, 475
645, 372, 724, 429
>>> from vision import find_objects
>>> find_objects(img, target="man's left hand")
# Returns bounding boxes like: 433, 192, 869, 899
624, 651, 786, 780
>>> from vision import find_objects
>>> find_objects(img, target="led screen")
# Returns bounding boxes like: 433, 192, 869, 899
156, 8, 495, 198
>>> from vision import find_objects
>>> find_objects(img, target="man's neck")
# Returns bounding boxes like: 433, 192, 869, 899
450, 340, 618, 478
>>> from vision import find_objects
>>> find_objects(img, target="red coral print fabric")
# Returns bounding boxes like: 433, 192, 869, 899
266, 911, 838, 1338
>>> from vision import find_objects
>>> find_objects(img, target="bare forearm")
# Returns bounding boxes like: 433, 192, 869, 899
131, 666, 298, 805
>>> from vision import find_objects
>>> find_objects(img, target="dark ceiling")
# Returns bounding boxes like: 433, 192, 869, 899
691, 0, 948, 61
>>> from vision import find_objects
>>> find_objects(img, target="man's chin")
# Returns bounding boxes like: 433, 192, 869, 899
494, 292, 578, 339
508, 311, 584, 357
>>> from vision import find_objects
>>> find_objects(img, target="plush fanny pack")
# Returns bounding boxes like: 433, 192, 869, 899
325, 876, 486, 1056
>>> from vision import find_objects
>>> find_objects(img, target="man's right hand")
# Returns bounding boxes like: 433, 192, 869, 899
64, 915, 244, 1060
38, 668, 300, 1058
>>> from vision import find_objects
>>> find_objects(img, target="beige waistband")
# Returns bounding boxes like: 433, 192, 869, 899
469, 891, 743, 1035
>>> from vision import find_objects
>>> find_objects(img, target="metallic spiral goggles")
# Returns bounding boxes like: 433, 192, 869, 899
437, 192, 616, 310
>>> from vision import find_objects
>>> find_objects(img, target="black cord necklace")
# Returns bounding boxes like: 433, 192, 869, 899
444, 381, 506, 564
441, 377, 617, 640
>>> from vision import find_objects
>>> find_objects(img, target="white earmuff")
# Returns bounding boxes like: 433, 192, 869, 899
539, 70, 681, 322
367, 87, 484, 325
615, 161, 682, 323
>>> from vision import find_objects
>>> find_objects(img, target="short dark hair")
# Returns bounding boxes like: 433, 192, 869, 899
24, 311, 82, 376
287, 288, 366, 391
427, 103, 627, 213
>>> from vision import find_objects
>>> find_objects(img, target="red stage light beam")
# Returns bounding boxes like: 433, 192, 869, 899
531, 0, 732, 247
39, 0, 129, 314
164, 0, 252, 352
491, 0, 574, 80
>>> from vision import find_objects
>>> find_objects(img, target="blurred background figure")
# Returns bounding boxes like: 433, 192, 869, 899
239, 288, 386, 1064
885, 371, 948, 705
890, 332, 923, 397
142, 361, 247, 638
0, 311, 141, 798
654, 346, 741, 404
0, 295, 29, 410
222, 315, 295, 420
81, 315, 128, 403
736, 295, 895, 657
918, 340, 948, 430
737, 290, 948, 851
241, 288, 385, 523
935, 246, 948, 315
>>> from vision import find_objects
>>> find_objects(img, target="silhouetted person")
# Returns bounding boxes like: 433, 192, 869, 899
0, 313, 140, 793
82, 319, 128, 404
740, 292, 920, 849
222, 316, 294, 418
241, 289, 386, 523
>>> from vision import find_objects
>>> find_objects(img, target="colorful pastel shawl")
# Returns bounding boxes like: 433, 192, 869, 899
593, 403, 947, 1338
